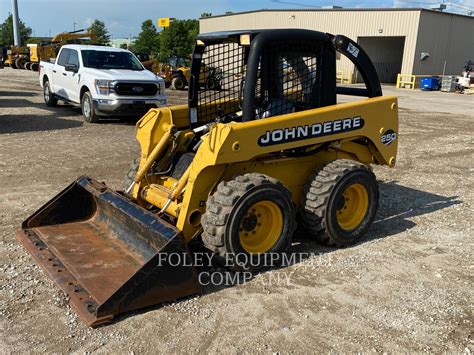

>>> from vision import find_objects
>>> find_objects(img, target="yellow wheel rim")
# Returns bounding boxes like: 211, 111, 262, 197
336, 183, 369, 231
239, 201, 283, 254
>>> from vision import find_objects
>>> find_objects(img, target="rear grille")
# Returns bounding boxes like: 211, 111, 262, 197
114, 82, 159, 96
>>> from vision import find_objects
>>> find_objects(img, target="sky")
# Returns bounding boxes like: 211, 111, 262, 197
0, 0, 472, 39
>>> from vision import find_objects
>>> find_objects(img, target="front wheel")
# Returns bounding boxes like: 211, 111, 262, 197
170, 76, 186, 90
202, 173, 296, 269
81, 91, 99, 123
43, 81, 58, 107
301, 159, 379, 247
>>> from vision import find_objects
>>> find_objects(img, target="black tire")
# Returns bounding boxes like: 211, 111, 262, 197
206, 77, 221, 90
25, 62, 32, 70
43, 80, 58, 107
10, 61, 17, 69
124, 158, 140, 191
81, 91, 99, 123
15, 57, 26, 70
301, 159, 379, 247
171, 76, 186, 90
202, 173, 296, 268
31, 63, 39, 72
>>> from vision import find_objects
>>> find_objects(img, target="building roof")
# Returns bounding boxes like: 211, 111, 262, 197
201, 8, 473, 20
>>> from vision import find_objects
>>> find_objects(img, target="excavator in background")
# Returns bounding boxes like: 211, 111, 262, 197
5, 30, 97, 71
17, 29, 398, 327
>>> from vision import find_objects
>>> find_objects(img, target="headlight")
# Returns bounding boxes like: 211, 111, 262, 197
94, 79, 113, 95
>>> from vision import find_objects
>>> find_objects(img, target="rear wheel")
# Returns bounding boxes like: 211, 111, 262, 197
301, 159, 378, 247
15, 57, 26, 69
206, 77, 221, 90
25, 62, 32, 70
171, 76, 186, 90
43, 80, 58, 107
202, 173, 296, 268
10, 61, 17, 69
81, 91, 99, 123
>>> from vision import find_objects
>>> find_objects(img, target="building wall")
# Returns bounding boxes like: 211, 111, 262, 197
200, 10, 421, 81
413, 11, 474, 75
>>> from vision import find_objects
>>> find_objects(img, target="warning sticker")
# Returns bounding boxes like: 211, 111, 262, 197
347, 42, 360, 58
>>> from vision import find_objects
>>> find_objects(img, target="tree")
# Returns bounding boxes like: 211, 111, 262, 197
159, 19, 199, 59
200, 12, 212, 18
88, 19, 110, 44
133, 19, 160, 55
0, 14, 32, 46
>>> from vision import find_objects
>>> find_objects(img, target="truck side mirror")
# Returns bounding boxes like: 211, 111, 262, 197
65, 64, 79, 73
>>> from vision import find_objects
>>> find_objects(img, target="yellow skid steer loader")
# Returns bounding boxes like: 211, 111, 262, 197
18, 29, 398, 327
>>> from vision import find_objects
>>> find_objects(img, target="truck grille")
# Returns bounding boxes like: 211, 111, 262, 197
114, 82, 159, 96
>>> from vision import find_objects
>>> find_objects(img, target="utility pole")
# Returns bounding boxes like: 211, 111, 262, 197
73, 21, 78, 32
11, 0, 21, 46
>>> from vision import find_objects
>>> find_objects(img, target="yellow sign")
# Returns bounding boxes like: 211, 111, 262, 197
158, 18, 170, 27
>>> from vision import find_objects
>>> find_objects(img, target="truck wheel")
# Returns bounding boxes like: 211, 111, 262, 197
81, 91, 99, 123
25, 62, 32, 70
301, 159, 379, 247
15, 57, 27, 70
43, 80, 58, 107
10, 61, 17, 69
171, 76, 186, 90
202, 173, 296, 268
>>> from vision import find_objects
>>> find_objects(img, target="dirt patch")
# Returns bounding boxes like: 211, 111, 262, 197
0, 68, 472, 352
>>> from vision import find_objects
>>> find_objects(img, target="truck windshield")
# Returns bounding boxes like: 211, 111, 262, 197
81, 50, 144, 70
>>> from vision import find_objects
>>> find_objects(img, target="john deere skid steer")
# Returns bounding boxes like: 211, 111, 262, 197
17, 29, 398, 327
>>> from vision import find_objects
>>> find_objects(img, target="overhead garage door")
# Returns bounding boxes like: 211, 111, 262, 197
355, 36, 406, 84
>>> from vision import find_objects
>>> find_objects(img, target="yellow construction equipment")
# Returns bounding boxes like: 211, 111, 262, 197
3, 45, 29, 69
23, 30, 97, 71
18, 29, 398, 327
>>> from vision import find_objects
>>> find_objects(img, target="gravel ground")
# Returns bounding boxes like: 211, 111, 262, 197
0, 67, 472, 353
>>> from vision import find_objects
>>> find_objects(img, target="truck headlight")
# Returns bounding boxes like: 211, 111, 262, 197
95, 79, 113, 95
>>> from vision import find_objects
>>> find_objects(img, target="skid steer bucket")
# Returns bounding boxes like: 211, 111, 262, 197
17, 176, 201, 327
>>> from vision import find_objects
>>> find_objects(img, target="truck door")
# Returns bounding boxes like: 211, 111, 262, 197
53, 48, 71, 99
63, 49, 81, 103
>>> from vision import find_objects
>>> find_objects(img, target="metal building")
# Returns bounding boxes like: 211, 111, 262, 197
200, 9, 474, 83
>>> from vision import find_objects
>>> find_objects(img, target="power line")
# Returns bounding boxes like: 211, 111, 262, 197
270, 0, 321, 8
396, 0, 438, 5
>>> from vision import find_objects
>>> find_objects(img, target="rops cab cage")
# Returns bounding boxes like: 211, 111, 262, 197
188, 29, 382, 127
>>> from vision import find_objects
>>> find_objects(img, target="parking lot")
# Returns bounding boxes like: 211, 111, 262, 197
0, 67, 472, 352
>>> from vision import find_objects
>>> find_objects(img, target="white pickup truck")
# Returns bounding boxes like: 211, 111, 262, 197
39, 45, 167, 122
